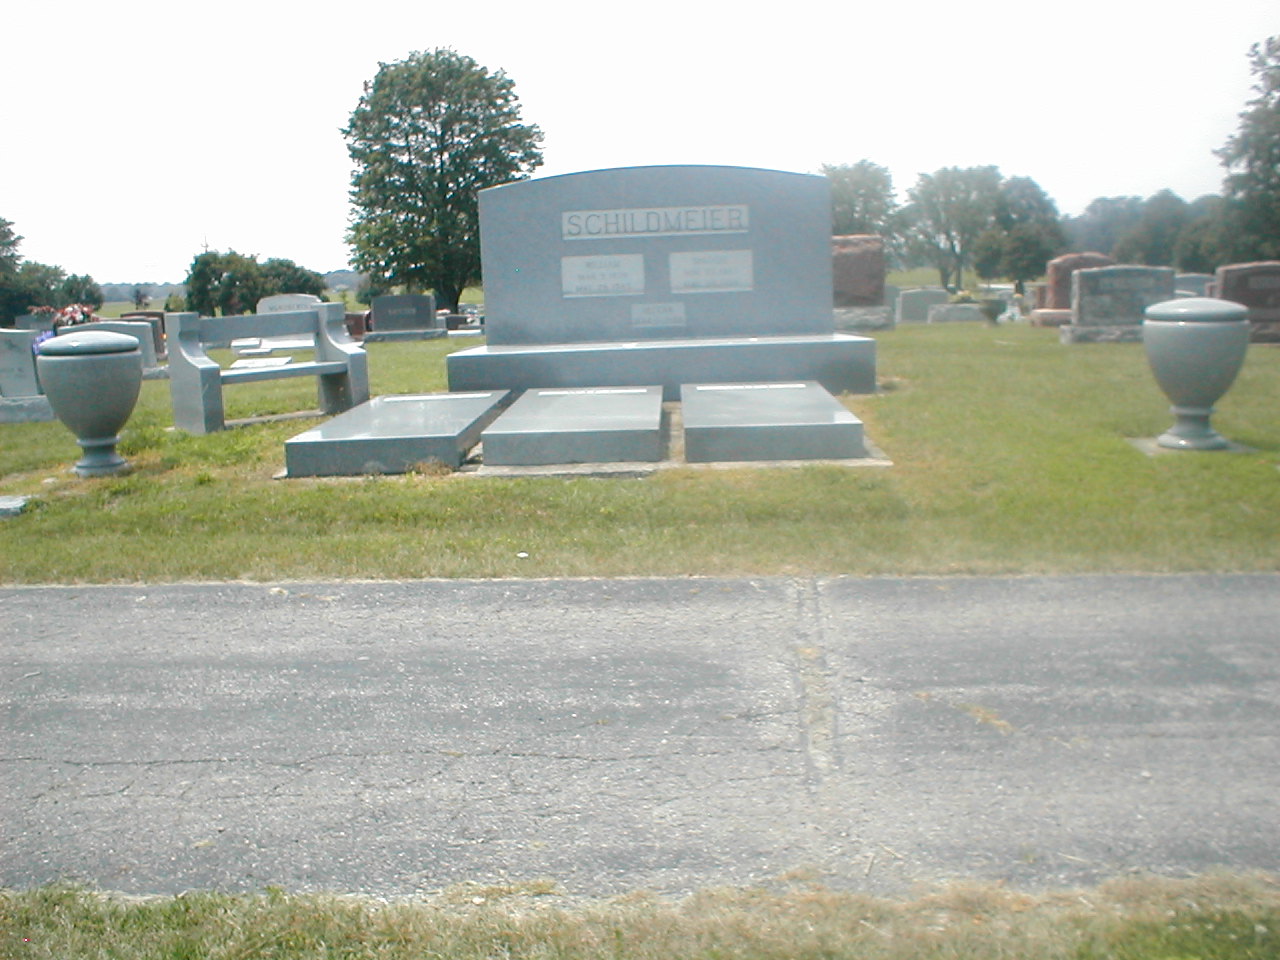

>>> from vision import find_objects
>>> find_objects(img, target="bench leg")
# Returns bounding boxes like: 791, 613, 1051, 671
318, 372, 353, 415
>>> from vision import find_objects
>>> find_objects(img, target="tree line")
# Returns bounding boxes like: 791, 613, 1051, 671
0, 218, 104, 324
824, 36, 1278, 292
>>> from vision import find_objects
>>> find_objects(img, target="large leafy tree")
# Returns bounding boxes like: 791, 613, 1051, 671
902, 166, 1002, 291
344, 48, 543, 312
185, 251, 266, 317
822, 160, 897, 236
1216, 35, 1280, 260
973, 176, 1066, 291
260, 258, 326, 299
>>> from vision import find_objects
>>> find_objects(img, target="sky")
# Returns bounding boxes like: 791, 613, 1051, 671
2, 0, 1274, 284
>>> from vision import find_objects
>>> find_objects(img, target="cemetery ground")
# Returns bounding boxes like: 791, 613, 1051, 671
0, 323, 1277, 581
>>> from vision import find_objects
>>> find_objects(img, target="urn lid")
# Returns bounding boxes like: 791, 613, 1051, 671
38, 330, 141, 356
1145, 298, 1249, 323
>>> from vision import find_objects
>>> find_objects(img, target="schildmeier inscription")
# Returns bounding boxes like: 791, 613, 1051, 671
562, 205, 749, 240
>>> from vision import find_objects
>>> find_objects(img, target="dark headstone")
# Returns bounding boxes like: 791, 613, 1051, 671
1216, 261, 1280, 343
1046, 252, 1114, 309
831, 235, 885, 307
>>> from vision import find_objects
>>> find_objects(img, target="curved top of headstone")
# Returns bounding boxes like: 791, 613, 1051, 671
39, 330, 140, 356
1145, 297, 1249, 323
257, 293, 323, 314
478, 165, 834, 346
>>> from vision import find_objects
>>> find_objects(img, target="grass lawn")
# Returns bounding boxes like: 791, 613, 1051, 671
5, 873, 1279, 960
1, 323, 1276, 582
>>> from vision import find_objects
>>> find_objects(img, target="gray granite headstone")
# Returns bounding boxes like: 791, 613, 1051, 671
371, 294, 437, 331
257, 293, 324, 314
66, 321, 160, 370
895, 288, 948, 323
1064, 266, 1175, 342
365, 294, 445, 342
1175, 273, 1214, 298
478, 165, 835, 345
0, 328, 42, 397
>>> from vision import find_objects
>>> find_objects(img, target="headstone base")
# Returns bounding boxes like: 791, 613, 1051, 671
481, 386, 665, 465
284, 392, 509, 476
1059, 325, 1144, 344
1031, 308, 1073, 327
0, 396, 54, 423
362, 329, 448, 343
1249, 321, 1280, 343
448, 334, 876, 401
681, 381, 865, 462
833, 306, 894, 331
927, 303, 983, 323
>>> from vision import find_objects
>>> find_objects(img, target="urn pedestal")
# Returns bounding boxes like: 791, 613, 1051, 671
1142, 298, 1249, 451
37, 330, 143, 476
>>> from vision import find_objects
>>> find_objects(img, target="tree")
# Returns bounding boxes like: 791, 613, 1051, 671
1063, 197, 1143, 255
822, 161, 897, 236
972, 177, 1066, 291
345, 48, 543, 312
901, 166, 1002, 290
132, 285, 151, 310
59, 274, 103, 309
1112, 190, 1189, 266
0, 217, 20, 277
1171, 195, 1249, 273
259, 258, 326, 299
184, 251, 266, 316
1216, 35, 1280, 260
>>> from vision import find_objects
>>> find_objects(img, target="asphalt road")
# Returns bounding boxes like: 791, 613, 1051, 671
2, 574, 1277, 898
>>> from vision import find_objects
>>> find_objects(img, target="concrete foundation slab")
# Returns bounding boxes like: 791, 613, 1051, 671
448, 333, 876, 401
681, 381, 866, 462
481, 386, 665, 465
284, 392, 509, 476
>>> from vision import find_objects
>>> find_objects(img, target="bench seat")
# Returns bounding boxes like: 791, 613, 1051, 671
166, 305, 370, 434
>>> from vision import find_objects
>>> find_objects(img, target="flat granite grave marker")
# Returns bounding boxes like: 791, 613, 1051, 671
1063, 265, 1175, 343
447, 165, 876, 399
480, 386, 665, 465
681, 381, 866, 462
285, 392, 509, 476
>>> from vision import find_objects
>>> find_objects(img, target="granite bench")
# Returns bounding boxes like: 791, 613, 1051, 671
166, 304, 369, 434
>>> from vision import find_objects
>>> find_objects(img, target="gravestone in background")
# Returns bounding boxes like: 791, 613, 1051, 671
831, 235, 885, 307
365, 293, 445, 343
894, 288, 948, 323
448, 165, 876, 400
0, 328, 42, 397
0, 328, 54, 422
1062, 265, 1175, 343
1216, 261, 1280, 343
1045, 252, 1115, 308
257, 293, 323, 313
1175, 273, 1214, 298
